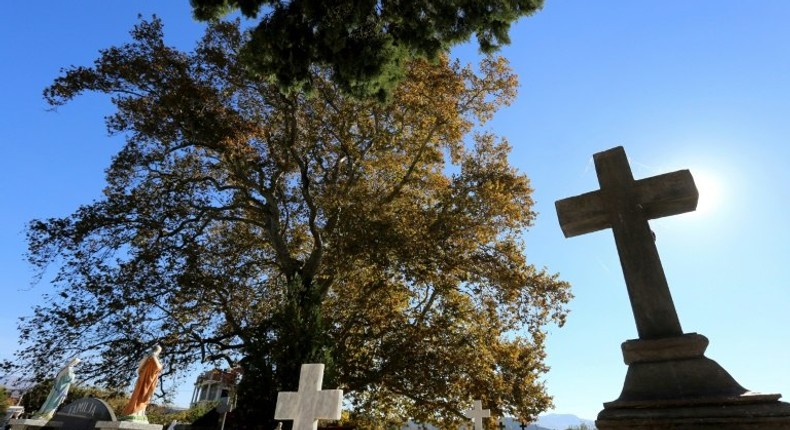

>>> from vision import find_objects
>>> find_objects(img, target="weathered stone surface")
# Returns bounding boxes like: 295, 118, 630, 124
95, 421, 163, 430
597, 399, 790, 429
555, 146, 694, 340
621, 332, 708, 364
462, 400, 490, 430
556, 147, 790, 429
609, 334, 748, 405
274, 364, 343, 430
53, 398, 116, 430
8, 419, 62, 430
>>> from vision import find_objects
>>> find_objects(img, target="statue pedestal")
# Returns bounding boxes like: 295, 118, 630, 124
95, 421, 163, 430
8, 419, 63, 430
596, 333, 790, 429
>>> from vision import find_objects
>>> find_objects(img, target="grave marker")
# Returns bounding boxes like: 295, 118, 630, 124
556, 146, 790, 429
53, 398, 116, 430
555, 146, 696, 339
462, 400, 489, 430
274, 364, 343, 430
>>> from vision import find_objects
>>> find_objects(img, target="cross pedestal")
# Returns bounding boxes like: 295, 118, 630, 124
463, 400, 490, 430
95, 422, 163, 430
8, 420, 62, 430
556, 146, 790, 429
274, 364, 343, 430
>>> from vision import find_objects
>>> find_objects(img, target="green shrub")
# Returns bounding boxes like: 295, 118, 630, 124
146, 402, 218, 426
0, 386, 9, 414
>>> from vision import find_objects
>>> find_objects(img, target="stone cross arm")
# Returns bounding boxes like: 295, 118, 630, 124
556, 169, 697, 238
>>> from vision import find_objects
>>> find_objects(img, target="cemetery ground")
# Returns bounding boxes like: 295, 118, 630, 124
1, 384, 588, 430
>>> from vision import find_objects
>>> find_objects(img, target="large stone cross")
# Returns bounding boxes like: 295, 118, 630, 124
555, 146, 698, 340
274, 364, 343, 430
463, 400, 490, 430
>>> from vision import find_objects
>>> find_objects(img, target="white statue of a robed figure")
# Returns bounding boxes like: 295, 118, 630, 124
32, 357, 80, 420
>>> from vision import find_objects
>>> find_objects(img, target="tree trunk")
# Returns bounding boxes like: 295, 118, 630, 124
235, 274, 335, 430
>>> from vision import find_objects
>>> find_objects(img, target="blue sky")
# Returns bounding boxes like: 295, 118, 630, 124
1, 1, 788, 421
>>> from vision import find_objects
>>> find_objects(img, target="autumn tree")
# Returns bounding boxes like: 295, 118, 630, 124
190, 0, 544, 99
9, 17, 570, 430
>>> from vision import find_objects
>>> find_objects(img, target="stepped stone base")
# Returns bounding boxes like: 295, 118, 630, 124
95, 421, 163, 430
596, 333, 790, 429
597, 394, 790, 429
8, 420, 63, 430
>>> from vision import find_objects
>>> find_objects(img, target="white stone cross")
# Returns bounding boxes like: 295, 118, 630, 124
274, 364, 343, 430
463, 400, 490, 430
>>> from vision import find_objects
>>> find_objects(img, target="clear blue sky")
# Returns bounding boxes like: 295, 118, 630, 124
1, 1, 788, 421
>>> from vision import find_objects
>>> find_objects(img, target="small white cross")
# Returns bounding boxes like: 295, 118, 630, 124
463, 400, 490, 430
274, 364, 343, 430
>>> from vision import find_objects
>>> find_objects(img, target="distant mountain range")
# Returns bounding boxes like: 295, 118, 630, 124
533, 414, 596, 429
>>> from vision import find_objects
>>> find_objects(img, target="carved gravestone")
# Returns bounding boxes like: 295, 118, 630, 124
274, 364, 343, 430
555, 146, 790, 429
53, 398, 116, 430
462, 400, 490, 430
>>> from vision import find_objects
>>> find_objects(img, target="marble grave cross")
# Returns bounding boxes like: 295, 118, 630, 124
555, 146, 698, 340
274, 364, 343, 430
463, 400, 490, 430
